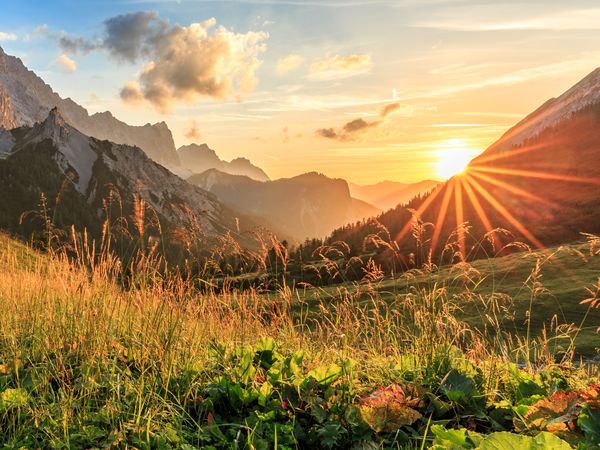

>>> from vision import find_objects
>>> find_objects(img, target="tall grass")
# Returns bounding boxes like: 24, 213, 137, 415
0, 216, 599, 447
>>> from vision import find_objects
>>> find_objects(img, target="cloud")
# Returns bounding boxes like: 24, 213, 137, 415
23, 24, 48, 42
34, 25, 102, 54
309, 53, 372, 80
416, 59, 600, 100
124, 19, 267, 112
119, 18, 267, 112
276, 54, 304, 74
120, 81, 145, 105
58, 32, 101, 54
315, 102, 401, 141
0, 32, 18, 42
380, 102, 401, 118
184, 121, 202, 140
316, 128, 339, 139
54, 54, 77, 73
32, 24, 48, 35
37, 12, 269, 113
412, 6, 600, 31
103, 11, 165, 62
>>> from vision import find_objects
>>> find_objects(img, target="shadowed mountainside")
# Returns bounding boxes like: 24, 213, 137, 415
189, 169, 380, 241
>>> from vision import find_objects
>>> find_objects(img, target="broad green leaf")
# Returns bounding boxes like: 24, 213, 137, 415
306, 363, 342, 386
431, 425, 480, 449
441, 370, 478, 404
258, 381, 273, 407
477, 431, 572, 450
316, 422, 346, 449
578, 405, 600, 444
254, 337, 277, 369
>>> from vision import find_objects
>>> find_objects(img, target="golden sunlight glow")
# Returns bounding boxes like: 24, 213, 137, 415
435, 139, 481, 179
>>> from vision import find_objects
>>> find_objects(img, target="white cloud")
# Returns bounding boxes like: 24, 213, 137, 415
110, 13, 268, 113
23, 24, 49, 43
0, 32, 18, 42
30, 12, 269, 113
55, 53, 77, 73
309, 54, 372, 80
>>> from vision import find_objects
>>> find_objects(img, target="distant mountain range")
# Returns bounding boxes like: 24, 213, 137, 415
0, 46, 269, 179
189, 170, 380, 240
178, 143, 270, 181
349, 179, 440, 211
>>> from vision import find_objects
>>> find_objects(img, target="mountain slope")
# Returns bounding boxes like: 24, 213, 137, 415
188, 169, 380, 241
349, 179, 440, 211
0, 109, 258, 246
178, 143, 269, 181
323, 67, 600, 266
478, 67, 600, 157
0, 46, 179, 167
462, 68, 600, 246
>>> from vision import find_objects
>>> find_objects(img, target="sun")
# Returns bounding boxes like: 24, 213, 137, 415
435, 139, 481, 179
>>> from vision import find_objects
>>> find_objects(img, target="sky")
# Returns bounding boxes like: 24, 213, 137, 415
2, 0, 600, 184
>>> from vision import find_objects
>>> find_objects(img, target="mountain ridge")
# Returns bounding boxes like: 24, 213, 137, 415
178, 143, 270, 182
475, 67, 600, 160
0, 45, 179, 167
189, 169, 380, 241
0, 108, 269, 248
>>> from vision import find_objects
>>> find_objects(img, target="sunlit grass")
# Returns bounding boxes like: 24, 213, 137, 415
0, 231, 598, 447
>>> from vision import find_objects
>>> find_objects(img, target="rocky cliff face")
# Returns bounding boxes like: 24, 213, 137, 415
179, 143, 270, 182
0, 46, 179, 167
0, 85, 17, 130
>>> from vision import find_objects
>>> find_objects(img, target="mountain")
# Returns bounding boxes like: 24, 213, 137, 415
349, 179, 440, 211
178, 143, 270, 181
188, 169, 380, 241
0, 46, 179, 167
322, 67, 600, 268
0, 108, 257, 247
461, 67, 600, 246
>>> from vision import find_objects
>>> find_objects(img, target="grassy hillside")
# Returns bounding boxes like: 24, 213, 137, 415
306, 239, 600, 357
0, 233, 599, 448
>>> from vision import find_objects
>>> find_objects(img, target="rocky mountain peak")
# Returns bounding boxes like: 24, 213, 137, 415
46, 107, 66, 128
33, 107, 71, 143
0, 47, 179, 167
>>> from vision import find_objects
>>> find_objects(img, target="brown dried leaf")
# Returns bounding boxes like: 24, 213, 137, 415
358, 384, 423, 433
524, 391, 584, 431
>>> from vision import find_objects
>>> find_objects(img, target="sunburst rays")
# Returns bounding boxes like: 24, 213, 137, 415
393, 152, 600, 262
470, 165, 600, 186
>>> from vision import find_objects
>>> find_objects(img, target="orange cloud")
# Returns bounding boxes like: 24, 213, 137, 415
184, 121, 202, 141
309, 53, 372, 80
55, 53, 77, 73
276, 54, 304, 74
